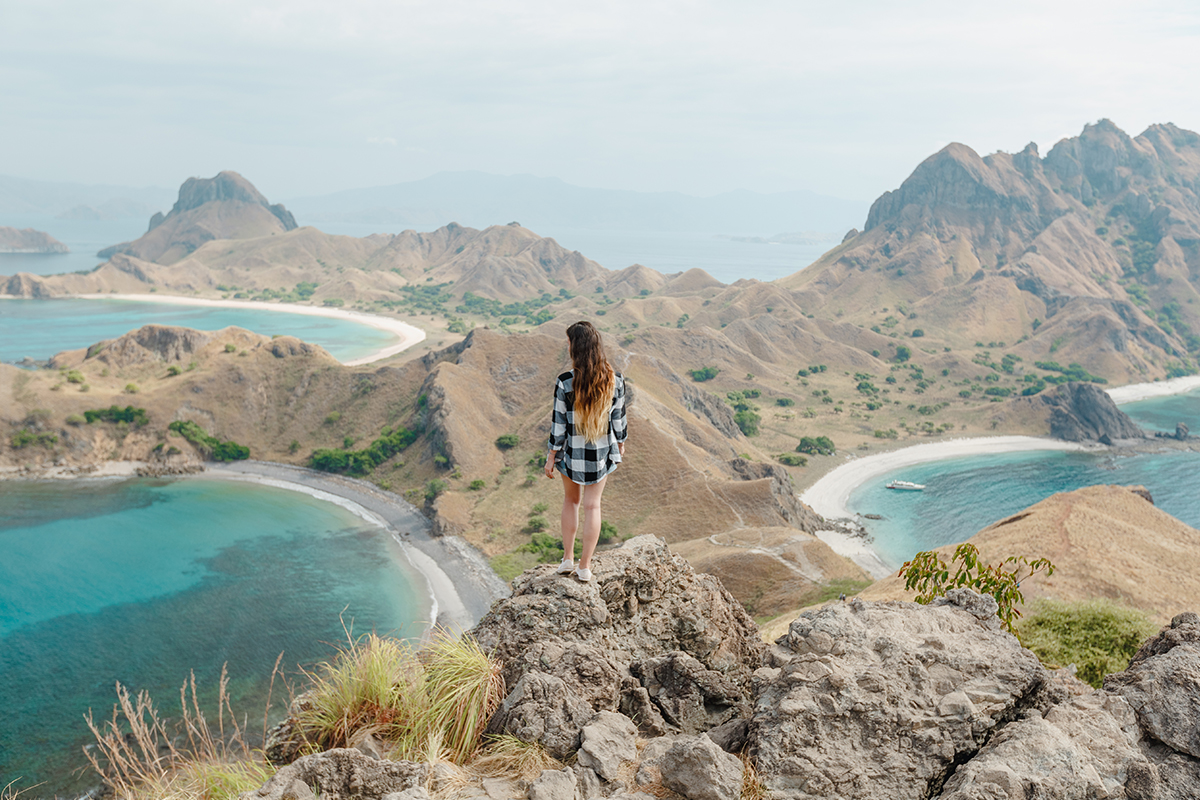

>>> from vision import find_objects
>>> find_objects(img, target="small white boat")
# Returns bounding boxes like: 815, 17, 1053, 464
886, 480, 926, 491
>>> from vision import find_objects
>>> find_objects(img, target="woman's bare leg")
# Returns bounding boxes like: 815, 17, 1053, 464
578, 476, 608, 570
560, 474, 582, 560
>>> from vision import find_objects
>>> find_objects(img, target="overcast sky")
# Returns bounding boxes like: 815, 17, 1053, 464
3, 0, 1199, 202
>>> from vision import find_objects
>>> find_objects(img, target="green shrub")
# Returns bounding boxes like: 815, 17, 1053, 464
425, 479, 448, 501
796, 435, 835, 455
310, 426, 418, 475
496, 433, 520, 450
224, 343, 238, 353
166, 365, 182, 376
525, 516, 549, 533
734, 409, 761, 436
775, 397, 795, 407
776, 453, 808, 467
894, 345, 911, 362
65, 414, 86, 426
531, 502, 549, 514
324, 411, 342, 425
84, 406, 149, 426
469, 479, 486, 490
323, 298, 344, 307
598, 520, 619, 544
911, 329, 925, 338
1017, 599, 1157, 688
65, 369, 85, 384
10, 429, 58, 449
874, 429, 899, 439
167, 420, 250, 461
689, 366, 720, 382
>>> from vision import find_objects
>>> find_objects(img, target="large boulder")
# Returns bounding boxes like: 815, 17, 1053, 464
749, 592, 1048, 800
238, 748, 425, 800
473, 536, 765, 751
1040, 381, 1145, 442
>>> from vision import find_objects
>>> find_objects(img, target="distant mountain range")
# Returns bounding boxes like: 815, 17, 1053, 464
0, 174, 174, 219
284, 171, 868, 236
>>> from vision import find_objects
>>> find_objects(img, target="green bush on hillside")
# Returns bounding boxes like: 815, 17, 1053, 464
84, 406, 149, 426
734, 409, 761, 436
310, 425, 418, 476
796, 435, 835, 455
495, 433, 520, 449
1017, 598, 1158, 688
689, 366, 720, 382
776, 453, 807, 467
167, 420, 250, 462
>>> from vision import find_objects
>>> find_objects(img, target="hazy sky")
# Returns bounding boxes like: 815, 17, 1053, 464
3, 0, 1199, 202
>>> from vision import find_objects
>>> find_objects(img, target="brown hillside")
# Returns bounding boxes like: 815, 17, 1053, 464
781, 120, 1200, 383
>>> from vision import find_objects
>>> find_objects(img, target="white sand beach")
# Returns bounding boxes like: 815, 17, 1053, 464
71, 293, 427, 365
1107, 375, 1200, 404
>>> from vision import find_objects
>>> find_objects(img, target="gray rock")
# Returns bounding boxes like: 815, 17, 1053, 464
936, 692, 1153, 799
630, 651, 747, 733
705, 718, 749, 753
502, 640, 623, 714
489, 671, 596, 759
573, 765, 603, 800
658, 734, 743, 800
1139, 739, 1200, 800
1125, 612, 1200, 668
382, 789, 431, 800
1040, 382, 1145, 443
482, 777, 523, 800
239, 748, 425, 800
1176, 422, 1190, 440
1106, 643, 1200, 758
576, 711, 639, 783
753, 595, 1046, 799
527, 769, 576, 800
931, 587, 1000, 624
634, 735, 679, 787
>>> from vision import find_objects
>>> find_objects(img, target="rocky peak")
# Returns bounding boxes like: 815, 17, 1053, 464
154, 171, 297, 232
1037, 381, 1146, 443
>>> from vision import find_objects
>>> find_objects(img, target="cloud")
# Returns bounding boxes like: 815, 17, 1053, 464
367, 137, 398, 146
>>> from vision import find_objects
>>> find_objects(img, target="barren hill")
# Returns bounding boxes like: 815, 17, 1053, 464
781, 120, 1200, 384
98, 171, 298, 263
0, 226, 68, 253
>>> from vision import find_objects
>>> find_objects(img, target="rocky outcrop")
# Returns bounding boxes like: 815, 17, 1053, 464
471, 536, 764, 757
1039, 381, 1145, 442
66, 325, 215, 368
239, 748, 425, 800
750, 589, 1049, 799
0, 225, 69, 253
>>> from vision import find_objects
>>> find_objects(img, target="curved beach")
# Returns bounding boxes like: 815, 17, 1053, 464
205, 461, 509, 632
72, 293, 427, 365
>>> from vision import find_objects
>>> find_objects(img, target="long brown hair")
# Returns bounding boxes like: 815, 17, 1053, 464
566, 321, 615, 443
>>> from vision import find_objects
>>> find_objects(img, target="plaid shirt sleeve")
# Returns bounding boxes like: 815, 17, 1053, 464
611, 375, 627, 443
548, 374, 568, 451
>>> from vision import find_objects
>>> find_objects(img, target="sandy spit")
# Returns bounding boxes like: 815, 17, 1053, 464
68, 293, 427, 365
1106, 375, 1200, 404
205, 461, 509, 633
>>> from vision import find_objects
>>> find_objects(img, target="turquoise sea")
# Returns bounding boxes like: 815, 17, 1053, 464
846, 392, 1200, 568
0, 477, 429, 797
0, 298, 398, 365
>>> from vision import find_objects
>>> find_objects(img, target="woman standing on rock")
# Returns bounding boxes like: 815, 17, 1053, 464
543, 320, 627, 582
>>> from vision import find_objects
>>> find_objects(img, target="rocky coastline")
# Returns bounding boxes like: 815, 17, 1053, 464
243, 536, 1200, 800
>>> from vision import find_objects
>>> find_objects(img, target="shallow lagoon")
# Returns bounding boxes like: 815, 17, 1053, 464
0, 477, 429, 796
0, 297, 398, 364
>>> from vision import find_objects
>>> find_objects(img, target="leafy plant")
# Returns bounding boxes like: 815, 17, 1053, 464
525, 516, 548, 533
598, 520, 619, 544
495, 433, 520, 449
84, 406, 149, 426
167, 420, 249, 461
733, 409, 761, 436
469, 479, 486, 490
689, 366, 720, 382
796, 435, 835, 455
775, 453, 807, 467
898, 543, 1055, 633
310, 426, 418, 475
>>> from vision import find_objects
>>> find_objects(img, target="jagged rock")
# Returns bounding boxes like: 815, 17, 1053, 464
488, 671, 595, 759
527, 769, 576, 800
1139, 739, 1200, 800
1039, 382, 1145, 442
705, 718, 749, 753
576, 711, 638, 783
634, 735, 679, 787
1106, 642, 1200, 758
480, 777, 523, 799
70, 324, 213, 368
658, 734, 743, 800
270, 336, 324, 359
841, 228, 859, 243
931, 586, 1000, 625
752, 595, 1047, 799
473, 536, 764, 752
1125, 612, 1200, 668
573, 765, 603, 800
936, 692, 1153, 799
629, 651, 747, 733
239, 748, 425, 800
1176, 422, 1189, 440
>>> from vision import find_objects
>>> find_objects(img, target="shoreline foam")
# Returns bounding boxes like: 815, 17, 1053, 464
60, 293, 428, 365
1106, 375, 1200, 404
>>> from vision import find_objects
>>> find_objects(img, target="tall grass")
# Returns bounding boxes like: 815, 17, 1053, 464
296, 629, 505, 764
1017, 598, 1159, 688
471, 736, 561, 781
84, 664, 276, 800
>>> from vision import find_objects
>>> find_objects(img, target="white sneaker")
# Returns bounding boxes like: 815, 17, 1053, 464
556, 558, 575, 574
574, 567, 592, 582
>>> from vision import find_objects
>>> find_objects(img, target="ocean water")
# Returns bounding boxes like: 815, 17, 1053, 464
0, 477, 429, 797
0, 298, 398, 364
0, 215, 146, 277
847, 393, 1200, 568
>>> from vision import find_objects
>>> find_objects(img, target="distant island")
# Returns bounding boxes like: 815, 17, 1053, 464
0, 226, 68, 254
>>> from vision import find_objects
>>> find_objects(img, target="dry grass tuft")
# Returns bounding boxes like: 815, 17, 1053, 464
470, 735, 562, 781
296, 628, 505, 765
740, 752, 769, 800
84, 664, 275, 800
